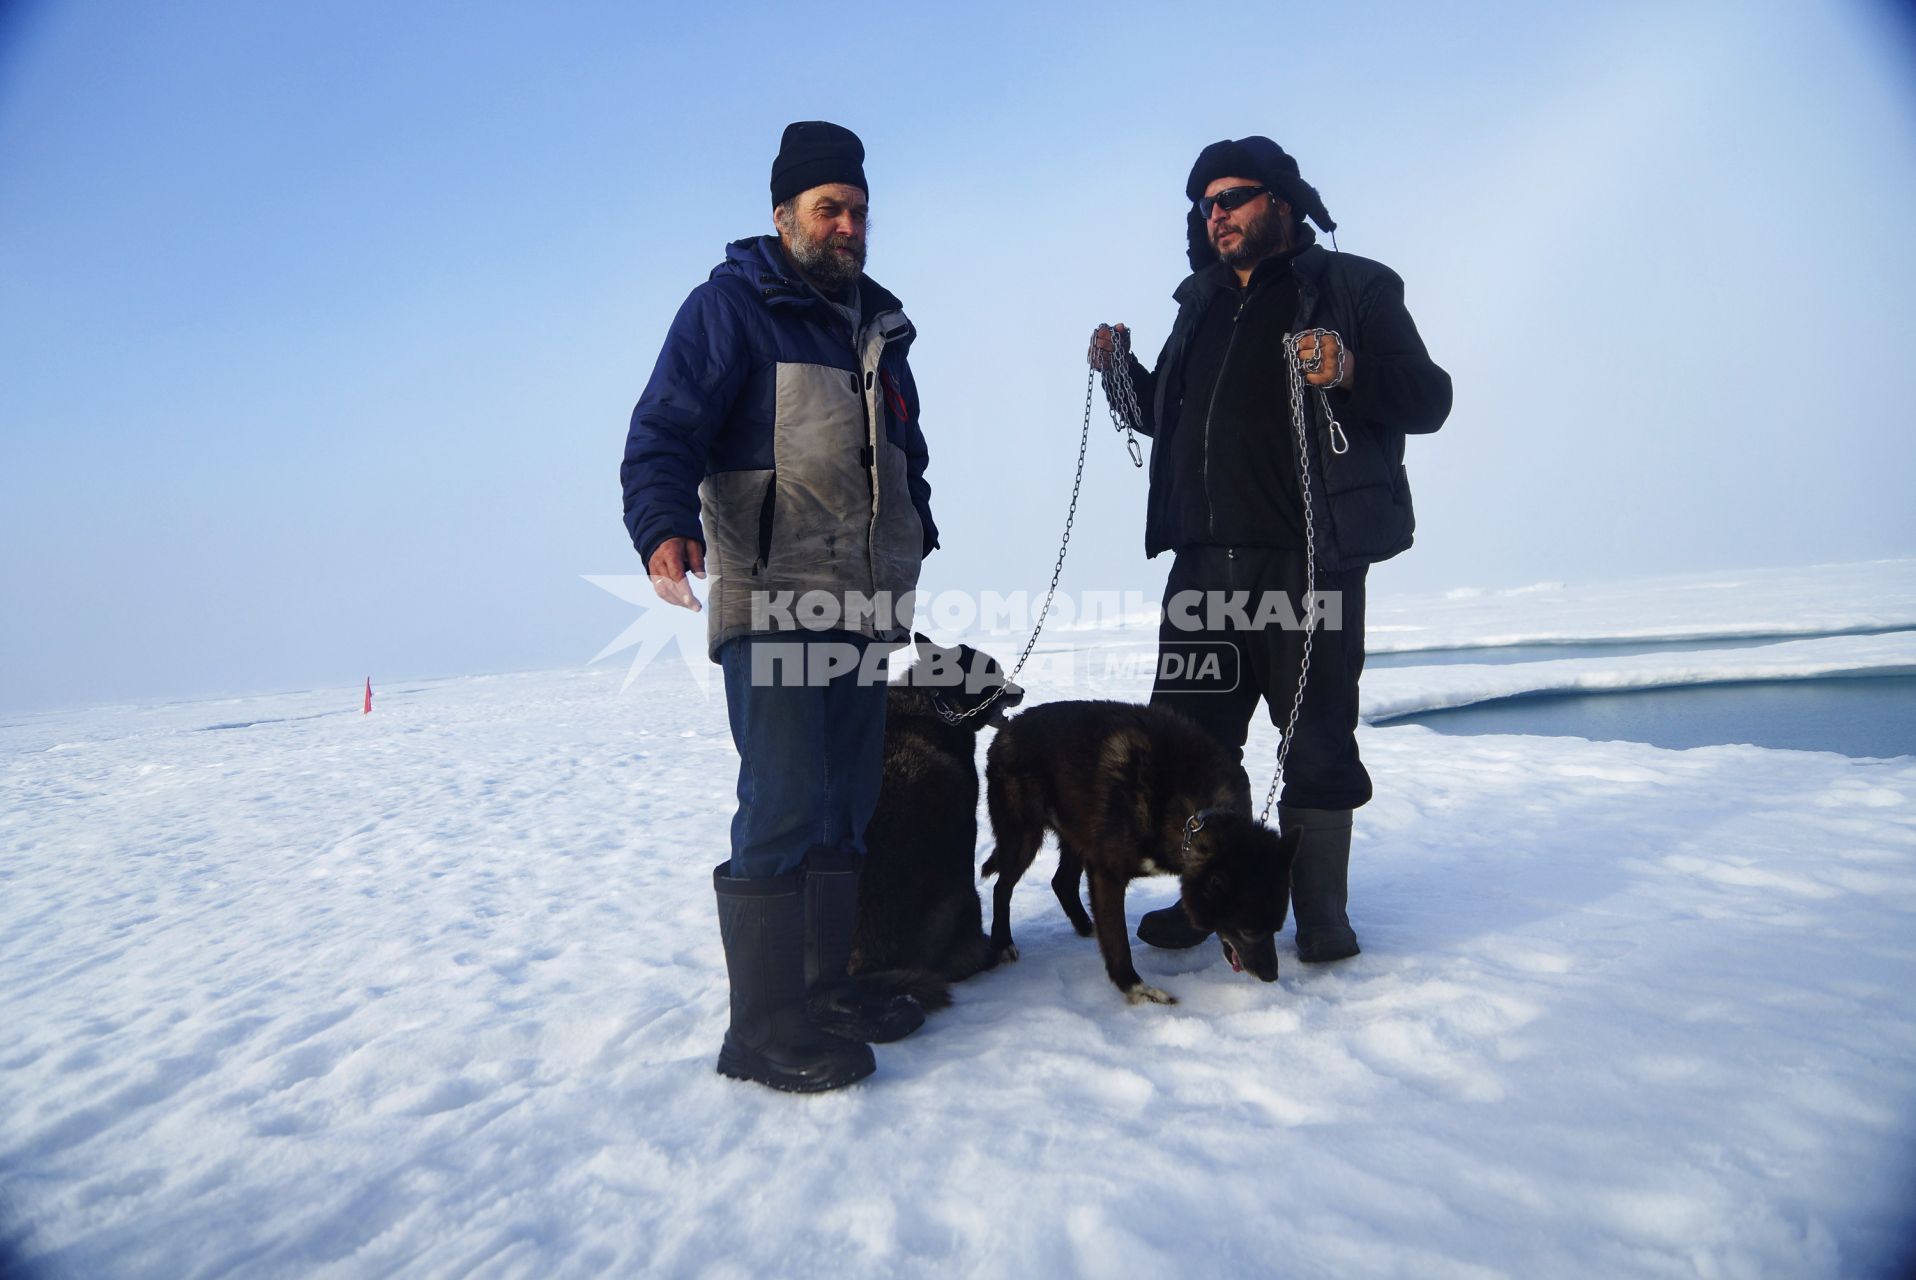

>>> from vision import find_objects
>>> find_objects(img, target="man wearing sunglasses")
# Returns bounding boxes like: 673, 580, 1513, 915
1090, 136, 1451, 966
623, 121, 938, 1093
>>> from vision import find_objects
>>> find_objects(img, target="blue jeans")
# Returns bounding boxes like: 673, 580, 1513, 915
718, 632, 892, 878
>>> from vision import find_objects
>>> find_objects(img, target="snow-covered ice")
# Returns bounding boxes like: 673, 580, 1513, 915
1361, 630, 1916, 723
1364, 559, 1916, 653
3, 564, 1915, 1278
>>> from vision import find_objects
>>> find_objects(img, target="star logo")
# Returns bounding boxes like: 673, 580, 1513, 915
582, 574, 716, 697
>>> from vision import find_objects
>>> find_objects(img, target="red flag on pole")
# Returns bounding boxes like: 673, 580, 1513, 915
363, 677, 373, 714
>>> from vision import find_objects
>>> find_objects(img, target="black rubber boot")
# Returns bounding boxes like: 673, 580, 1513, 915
804, 848, 925, 1044
1136, 901, 1213, 949
1282, 806, 1360, 963
713, 864, 876, 1092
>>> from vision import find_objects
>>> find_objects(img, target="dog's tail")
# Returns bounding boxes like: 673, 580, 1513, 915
852, 969, 953, 1010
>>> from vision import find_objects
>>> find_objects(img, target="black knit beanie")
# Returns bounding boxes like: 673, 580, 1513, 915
1183, 136, 1335, 272
770, 121, 867, 207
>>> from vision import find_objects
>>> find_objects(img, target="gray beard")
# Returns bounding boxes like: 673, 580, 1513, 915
786, 226, 866, 293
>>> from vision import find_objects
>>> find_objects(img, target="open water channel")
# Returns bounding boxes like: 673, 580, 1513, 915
1370, 633, 1916, 759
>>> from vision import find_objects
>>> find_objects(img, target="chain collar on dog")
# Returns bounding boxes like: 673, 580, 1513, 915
1181, 807, 1230, 857
931, 683, 1014, 726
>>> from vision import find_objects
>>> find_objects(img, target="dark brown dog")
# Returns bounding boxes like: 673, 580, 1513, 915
850, 637, 1023, 1007
983, 700, 1297, 1005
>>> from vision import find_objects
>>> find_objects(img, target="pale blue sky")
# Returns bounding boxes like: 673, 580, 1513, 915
3, 0, 1913, 713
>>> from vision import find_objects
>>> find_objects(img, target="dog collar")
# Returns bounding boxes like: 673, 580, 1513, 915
1180, 807, 1229, 856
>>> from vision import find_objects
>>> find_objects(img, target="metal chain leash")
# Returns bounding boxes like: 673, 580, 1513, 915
934, 328, 1155, 724
1293, 327, 1351, 456
931, 357, 1098, 724
1256, 329, 1345, 825
1098, 329, 1147, 467
934, 325, 1338, 766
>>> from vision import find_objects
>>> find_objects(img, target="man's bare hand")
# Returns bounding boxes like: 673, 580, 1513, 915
1088, 323, 1129, 372
1296, 330, 1356, 389
646, 536, 706, 612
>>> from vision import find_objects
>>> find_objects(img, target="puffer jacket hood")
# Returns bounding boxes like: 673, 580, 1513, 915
1184, 136, 1336, 272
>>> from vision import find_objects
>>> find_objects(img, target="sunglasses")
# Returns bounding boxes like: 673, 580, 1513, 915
1196, 185, 1270, 218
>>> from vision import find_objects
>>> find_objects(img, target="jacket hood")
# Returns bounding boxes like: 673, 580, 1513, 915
713, 235, 905, 319
1183, 137, 1335, 272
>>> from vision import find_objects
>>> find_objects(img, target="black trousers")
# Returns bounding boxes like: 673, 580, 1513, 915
1150, 545, 1372, 811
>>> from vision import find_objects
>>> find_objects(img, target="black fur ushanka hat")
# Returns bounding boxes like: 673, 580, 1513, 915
1184, 136, 1336, 271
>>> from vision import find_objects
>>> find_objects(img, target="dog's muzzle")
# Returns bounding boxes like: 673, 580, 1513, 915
982, 681, 1025, 727
1219, 930, 1280, 982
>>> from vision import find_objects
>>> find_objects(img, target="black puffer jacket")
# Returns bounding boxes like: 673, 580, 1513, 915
1121, 241, 1451, 568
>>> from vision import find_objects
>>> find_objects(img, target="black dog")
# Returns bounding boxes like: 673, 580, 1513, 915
983, 700, 1298, 1005
850, 636, 1023, 1007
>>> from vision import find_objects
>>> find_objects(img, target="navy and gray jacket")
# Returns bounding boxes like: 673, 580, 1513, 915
1118, 241, 1450, 569
622, 236, 938, 658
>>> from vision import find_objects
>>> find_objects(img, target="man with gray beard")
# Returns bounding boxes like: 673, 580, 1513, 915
1091, 136, 1451, 967
622, 121, 938, 1092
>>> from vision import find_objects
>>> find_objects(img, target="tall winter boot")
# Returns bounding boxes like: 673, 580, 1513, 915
804, 848, 925, 1043
713, 864, 875, 1093
1136, 901, 1214, 949
1281, 806, 1360, 963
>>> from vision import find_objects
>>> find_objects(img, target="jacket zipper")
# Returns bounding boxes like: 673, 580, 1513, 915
1200, 294, 1250, 542
859, 327, 885, 595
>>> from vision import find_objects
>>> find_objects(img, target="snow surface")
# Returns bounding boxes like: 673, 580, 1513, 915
4, 567, 1916, 1279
